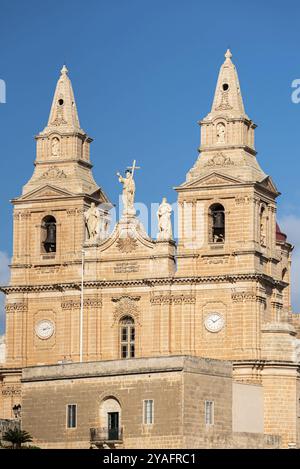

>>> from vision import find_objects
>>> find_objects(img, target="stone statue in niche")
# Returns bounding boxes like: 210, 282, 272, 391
84, 202, 100, 241
157, 197, 173, 241
260, 207, 267, 247
51, 137, 60, 157
260, 223, 266, 247
216, 123, 226, 143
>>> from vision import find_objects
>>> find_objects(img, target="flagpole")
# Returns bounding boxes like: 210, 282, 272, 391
79, 249, 85, 363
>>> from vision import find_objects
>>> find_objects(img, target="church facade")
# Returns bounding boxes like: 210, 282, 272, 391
0, 51, 300, 449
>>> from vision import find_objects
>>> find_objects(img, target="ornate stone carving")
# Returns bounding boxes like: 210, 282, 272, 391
235, 194, 253, 205
14, 211, 31, 220
1, 385, 21, 397
40, 166, 67, 180
111, 295, 141, 303
67, 208, 84, 216
215, 91, 233, 111
5, 303, 28, 313
150, 294, 196, 305
116, 236, 138, 253
112, 296, 140, 324
204, 152, 233, 168
61, 298, 102, 309
231, 289, 257, 303
202, 255, 230, 265
114, 262, 139, 273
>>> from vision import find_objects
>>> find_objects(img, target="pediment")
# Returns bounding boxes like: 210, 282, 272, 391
177, 172, 244, 190
17, 184, 75, 201
257, 176, 279, 196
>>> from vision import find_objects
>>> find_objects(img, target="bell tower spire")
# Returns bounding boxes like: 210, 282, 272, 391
186, 50, 266, 183
22, 65, 105, 197
43, 64, 81, 133
210, 49, 246, 118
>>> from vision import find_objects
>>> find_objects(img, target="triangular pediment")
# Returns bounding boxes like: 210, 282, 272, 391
16, 184, 75, 201
257, 176, 279, 196
176, 172, 244, 190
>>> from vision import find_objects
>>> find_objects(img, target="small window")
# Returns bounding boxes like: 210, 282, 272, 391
205, 400, 214, 426
67, 404, 77, 428
144, 399, 154, 425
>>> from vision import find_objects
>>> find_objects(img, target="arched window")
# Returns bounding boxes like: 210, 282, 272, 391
209, 204, 225, 243
41, 215, 57, 253
120, 316, 135, 359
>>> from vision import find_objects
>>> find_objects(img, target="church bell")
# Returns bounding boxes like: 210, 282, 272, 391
44, 222, 56, 252
213, 211, 224, 228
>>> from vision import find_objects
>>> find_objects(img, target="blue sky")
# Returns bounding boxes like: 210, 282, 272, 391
1, 0, 300, 332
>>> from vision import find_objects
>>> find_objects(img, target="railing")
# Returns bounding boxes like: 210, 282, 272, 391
90, 427, 123, 442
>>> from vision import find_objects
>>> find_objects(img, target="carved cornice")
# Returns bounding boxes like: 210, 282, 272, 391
1, 273, 286, 294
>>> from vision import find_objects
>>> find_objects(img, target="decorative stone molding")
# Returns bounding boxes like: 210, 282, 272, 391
150, 294, 196, 305
1, 385, 21, 397
40, 166, 67, 180
215, 91, 233, 111
112, 296, 140, 324
66, 208, 84, 216
235, 194, 253, 205
204, 152, 234, 168
111, 295, 141, 303
61, 297, 102, 309
1, 273, 286, 294
5, 303, 28, 313
35, 266, 61, 275
202, 255, 230, 265
231, 288, 266, 304
114, 262, 139, 273
116, 237, 138, 253
14, 211, 31, 220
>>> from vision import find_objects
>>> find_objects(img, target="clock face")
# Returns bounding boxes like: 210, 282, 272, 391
204, 313, 225, 333
35, 320, 55, 339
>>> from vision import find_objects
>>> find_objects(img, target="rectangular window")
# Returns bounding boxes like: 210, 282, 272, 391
67, 404, 77, 428
121, 327, 127, 342
205, 400, 214, 426
121, 344, 128, 358
144, 399, 154, 425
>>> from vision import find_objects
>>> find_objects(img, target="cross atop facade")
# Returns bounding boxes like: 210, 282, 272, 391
126, 159, 141, 178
